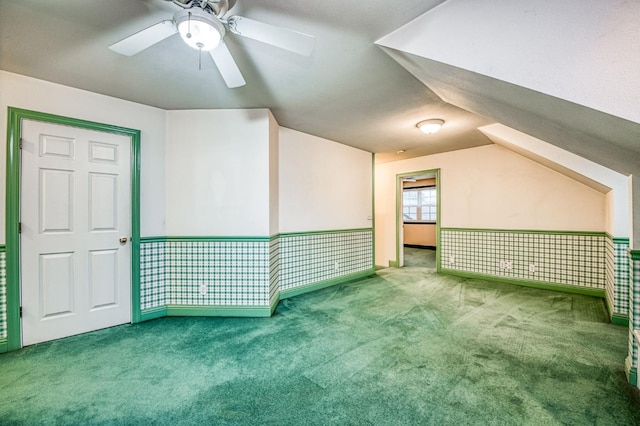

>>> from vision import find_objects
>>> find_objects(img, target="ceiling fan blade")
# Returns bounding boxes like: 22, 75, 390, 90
209, 42, 246, 88
227, 16, 315, 56
109, 20, 177, 56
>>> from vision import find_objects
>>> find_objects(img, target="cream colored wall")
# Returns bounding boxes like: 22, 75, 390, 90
0, 71, 167, 240
165, 109, 274, 236
375, 144, 606, 266
279, 127, 372, 233
403, 224, 436, 246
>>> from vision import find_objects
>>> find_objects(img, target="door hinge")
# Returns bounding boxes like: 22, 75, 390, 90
19, 138, 23, 149
18, 222, 21, 234
20, 306, 23, 318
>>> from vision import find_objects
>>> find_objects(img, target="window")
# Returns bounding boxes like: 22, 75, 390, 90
403, 186, 436, 222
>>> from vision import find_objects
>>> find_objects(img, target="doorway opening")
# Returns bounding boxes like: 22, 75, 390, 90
395, 169, 440, 270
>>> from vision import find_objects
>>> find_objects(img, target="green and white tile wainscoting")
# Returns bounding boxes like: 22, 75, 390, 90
440, 229, 608, 297
629, 250, 640, 386
279, 229, 374, 299
140, 237, 278, 319
607, 236, 630, 325
140, 229, 374, 320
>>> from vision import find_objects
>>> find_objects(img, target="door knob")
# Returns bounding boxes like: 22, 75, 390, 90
119, 236, 128, 245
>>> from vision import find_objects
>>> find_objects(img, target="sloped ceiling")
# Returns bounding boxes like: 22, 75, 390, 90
376, 0, 640, 175
1, 0, 638, 171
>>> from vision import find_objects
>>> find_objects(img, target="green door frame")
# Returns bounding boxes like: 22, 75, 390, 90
395, 168, 441, 271
3, 107, 142, 352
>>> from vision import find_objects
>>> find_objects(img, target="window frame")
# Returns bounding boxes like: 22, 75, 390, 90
402, 185, 437, 224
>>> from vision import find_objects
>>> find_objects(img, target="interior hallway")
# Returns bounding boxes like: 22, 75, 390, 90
1, 252, 639, 424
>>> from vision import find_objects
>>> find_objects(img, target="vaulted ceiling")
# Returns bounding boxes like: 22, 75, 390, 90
1, 0, 638, 170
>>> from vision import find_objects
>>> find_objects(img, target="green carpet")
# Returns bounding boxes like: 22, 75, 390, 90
1, 248, 639, 425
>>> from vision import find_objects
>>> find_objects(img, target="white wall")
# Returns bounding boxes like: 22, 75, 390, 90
268, 112, 279, 236
279, 127, 372, 233
375, 144, 606, 266
377, 0, 640, 125
0, 71, 167, 239
479, 123, 629, 237
165, 109, 273, 236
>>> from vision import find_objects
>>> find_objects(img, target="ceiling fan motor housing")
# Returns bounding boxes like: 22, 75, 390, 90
173, 7, 226, 51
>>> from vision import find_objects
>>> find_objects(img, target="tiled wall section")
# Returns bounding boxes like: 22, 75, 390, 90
279, 230, 374, 291
140, 230, 374, 312
140, 241, 166, 310
0, 249, 6, 340
606, 237, 630, 316
269, 238, 280, 306
141, 239, 273, 309
164, 240, 272, 306
440, 229, 606, 289
630, 255, 640, 371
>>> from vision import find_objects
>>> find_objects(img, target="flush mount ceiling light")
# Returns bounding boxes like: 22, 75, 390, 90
174, 8, 225, 51
417, 119, 445, 135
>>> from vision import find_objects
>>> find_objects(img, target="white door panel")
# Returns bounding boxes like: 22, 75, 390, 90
21, 120, 131, 346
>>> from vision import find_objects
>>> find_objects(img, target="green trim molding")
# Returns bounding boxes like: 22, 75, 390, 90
441, 269, 606, 298
165, 297, 279, 318
441, 227, 607, 236
605, 232, 630, 244
138, 306, 168, 323
626, 356, 638, 387
610, 313, 629, 327
629, 249, 640, 261
142, 235, 274, 243
5, 107, 142, 351
278, 228, 373, 238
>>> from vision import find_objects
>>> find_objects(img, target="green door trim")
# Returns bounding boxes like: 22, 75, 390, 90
4, 107, 142, 352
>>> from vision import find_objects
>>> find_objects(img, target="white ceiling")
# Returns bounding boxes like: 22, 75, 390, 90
1, 0, 638, 171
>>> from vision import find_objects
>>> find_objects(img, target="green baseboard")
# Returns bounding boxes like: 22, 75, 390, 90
138, 306, 168, 323
280, 269, 375, 300
441, 269, 606, 298
138, 295, 280, 320
388, 261, 399, 268
0, 339, 7, 354
166, 304, 274, 318
610, 313, 629, 327
625, 357, 638, 386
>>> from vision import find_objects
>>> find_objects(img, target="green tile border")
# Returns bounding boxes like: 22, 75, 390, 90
629, 249, 640, 261
280, 270, 375, 299
278, 228, 373, 237
441, 227, 608, 236
142, 236, 275, 243
441, 269, 606, 298
4, 107, 142, 352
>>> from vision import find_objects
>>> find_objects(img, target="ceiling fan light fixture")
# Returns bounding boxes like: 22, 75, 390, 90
417, 119, 444, 135
174, 8, 225, 51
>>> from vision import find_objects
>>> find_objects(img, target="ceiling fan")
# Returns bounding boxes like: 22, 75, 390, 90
109, 0, 316, 88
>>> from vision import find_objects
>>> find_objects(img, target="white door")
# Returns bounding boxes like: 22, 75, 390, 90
20, 120, 132, 346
